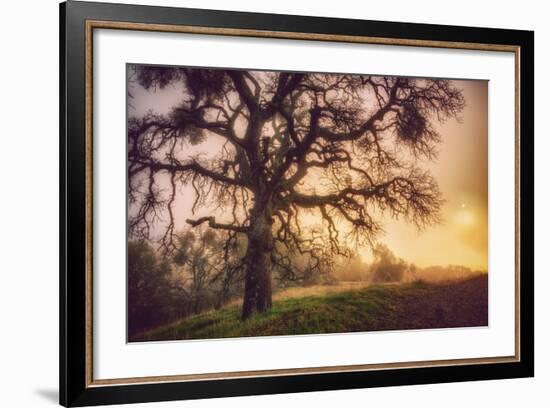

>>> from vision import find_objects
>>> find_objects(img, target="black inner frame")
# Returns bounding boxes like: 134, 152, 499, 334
60, 1, 534, 406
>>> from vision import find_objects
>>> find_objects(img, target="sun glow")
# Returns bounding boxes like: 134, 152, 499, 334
456, 207, 475, 227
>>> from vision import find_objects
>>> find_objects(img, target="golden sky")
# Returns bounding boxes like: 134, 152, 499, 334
378, 80, 488, 270
129, 73, 488, 271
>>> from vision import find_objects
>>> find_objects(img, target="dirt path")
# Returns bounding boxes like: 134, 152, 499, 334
388, 275, 488, 329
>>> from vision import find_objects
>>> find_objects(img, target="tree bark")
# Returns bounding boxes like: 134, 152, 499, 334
241, 203, 273, 320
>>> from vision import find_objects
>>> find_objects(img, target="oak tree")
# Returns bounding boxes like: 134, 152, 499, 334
128, 66, 464, 319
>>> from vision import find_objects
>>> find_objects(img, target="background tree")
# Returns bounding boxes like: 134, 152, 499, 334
128, 66, 465, 319
368, 243, 411, 283
172, 227, 246, 311
127, 240, 179, 335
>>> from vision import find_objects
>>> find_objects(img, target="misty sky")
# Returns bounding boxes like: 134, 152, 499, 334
382, 80, 488, 270
128, 69, 488, 271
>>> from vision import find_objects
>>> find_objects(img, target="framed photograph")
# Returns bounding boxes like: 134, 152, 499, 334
60, 1, 534, 406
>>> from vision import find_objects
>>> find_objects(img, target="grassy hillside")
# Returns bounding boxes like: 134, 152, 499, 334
132, 275, 488, 342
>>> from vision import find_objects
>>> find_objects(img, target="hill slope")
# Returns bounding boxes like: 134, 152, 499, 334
132, 275, 488, 342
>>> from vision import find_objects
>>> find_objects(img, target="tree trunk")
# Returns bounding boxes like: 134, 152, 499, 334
241, 204, 273, 320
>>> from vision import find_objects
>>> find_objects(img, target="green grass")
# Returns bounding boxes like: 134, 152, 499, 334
132, 275, 488, 342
